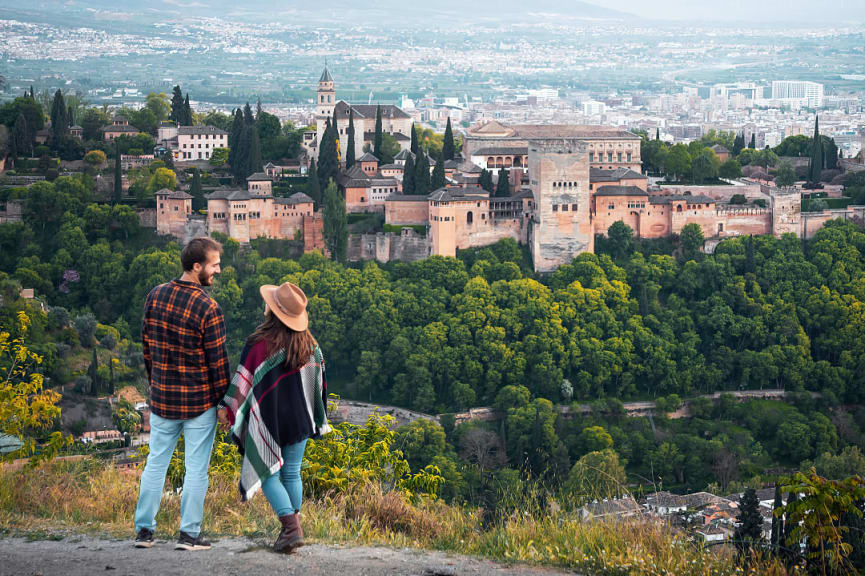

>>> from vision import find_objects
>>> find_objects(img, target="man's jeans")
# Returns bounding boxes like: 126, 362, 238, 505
134, 407, 217, 537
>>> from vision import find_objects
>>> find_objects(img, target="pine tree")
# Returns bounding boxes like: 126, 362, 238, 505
307, 158, 321, 208
734, 488, 764, 566
170, 85, 184, 123
414, 151, 430, 196
345, 109, 356, 169
431, 149, 446, 190
50, 89, 68, 141
410, 123, 418, 155
808, 115, 824, 186
442, 117, 455, 161
190, 167, 204, 211
322, 180, 347, 262
770, 482, 784, 556
495, 167, 510, 197
373, 104, 383, 161
113, 141, 122, 204
749, 133, 756, 149
402, 153, 416, 195
183, 94, 192, 125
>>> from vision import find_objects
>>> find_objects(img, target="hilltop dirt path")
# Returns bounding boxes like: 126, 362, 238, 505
0, 535, 576, 576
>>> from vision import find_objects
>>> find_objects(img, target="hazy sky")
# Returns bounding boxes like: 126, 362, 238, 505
597, 0, 865, 23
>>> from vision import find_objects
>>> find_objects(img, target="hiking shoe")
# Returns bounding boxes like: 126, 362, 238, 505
134, 528, 154, 548
175, 531, 212, 551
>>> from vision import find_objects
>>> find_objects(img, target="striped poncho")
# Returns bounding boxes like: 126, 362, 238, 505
222, 339, 331, 501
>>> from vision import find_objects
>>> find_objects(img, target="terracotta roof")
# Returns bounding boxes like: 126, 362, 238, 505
594, 185, 649, 197
386, 194, 428, 202
155, 189, 192, 200
590, 167, 647, 182
102, 125, 139, 133
206, 188, 250, 201
470, 121, 638, 141
473, 146, 528, 156
178, 125, 228, 136
428, 186, 489, 202
649, 194, 716, 205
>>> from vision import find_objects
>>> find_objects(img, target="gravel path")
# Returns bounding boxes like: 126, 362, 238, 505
0, 536, 576, 576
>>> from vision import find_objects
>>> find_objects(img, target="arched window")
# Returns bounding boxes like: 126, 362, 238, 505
467, 211, 473, 225
676, 204, 683, 212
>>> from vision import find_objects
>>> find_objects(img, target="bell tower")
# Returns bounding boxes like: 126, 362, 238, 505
317, 65, 335, 118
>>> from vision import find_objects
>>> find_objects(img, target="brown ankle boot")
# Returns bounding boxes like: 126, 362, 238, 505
274, 513, 304, 553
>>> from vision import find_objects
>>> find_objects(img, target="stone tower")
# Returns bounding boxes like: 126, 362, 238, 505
528, 139, 593, 273
317, 65, 335, 118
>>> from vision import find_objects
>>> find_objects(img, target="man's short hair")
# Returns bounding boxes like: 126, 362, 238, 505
181, 237, 223, 271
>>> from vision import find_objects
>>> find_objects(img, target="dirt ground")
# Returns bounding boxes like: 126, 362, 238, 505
0, 535, 577, 576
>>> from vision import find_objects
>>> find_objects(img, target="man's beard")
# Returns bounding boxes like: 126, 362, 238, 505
199, 270, 215, 286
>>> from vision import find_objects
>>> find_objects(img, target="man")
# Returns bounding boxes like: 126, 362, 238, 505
134, 237, 231, 551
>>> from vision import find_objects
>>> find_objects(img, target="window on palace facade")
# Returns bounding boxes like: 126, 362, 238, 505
617, 153, 622, 162
562, 204, 568, 211
627, 153, 632, 161
572, 204, 578, 211
552, 204, 558, 212
608, 204, 615, 210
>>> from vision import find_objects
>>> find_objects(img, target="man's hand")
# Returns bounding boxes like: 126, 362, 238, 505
217, 407, 230, 433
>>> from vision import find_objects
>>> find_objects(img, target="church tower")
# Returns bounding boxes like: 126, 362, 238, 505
317, 65, 335, 118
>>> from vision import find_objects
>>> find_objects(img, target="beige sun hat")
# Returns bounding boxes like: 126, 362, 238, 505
259, 281, 309, 332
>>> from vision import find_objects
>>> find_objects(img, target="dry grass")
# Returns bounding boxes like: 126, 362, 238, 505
0, 459, 798, 576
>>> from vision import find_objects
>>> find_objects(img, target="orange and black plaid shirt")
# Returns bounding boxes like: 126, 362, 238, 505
142, 279, 231, 420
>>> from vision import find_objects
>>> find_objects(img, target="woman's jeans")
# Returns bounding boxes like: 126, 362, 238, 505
133, 407, 217, 537
261, 439, 308, 517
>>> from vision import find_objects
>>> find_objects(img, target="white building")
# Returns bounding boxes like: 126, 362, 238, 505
582, 100, 607, 116
772, 81, 824, 108
175, 125, 228, 161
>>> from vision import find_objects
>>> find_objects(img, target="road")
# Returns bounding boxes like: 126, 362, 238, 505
0, 536, 574, 576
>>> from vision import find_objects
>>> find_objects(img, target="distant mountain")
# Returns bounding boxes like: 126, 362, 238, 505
20, 0, 634, 24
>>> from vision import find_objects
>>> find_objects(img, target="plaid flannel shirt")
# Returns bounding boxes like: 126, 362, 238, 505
142, 279, 231, 420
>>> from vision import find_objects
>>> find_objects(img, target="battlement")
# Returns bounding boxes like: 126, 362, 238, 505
527, 139, 588, 155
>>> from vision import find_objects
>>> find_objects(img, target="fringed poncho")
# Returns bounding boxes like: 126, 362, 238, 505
222, 340, 331, 501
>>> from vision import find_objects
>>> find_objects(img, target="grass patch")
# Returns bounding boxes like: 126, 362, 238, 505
0, 458, 797, 575
382, 224, 426, 237
802, 197, 853, 211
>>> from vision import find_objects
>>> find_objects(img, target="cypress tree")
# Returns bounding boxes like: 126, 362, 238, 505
442, 117, 455, 161
50, 89, 68, 141
248, 127, 262, 176
495, 167, 510, 197
749, 133, 756, 149
13, 113, 29, 158
770, 482, 784, 556
345, 109, 356, 169
88, 347, 100, 396
256, 97, 263, 119
431, 149, 446, 190
29, 85, 34, 99
825, 136, 838, 170
113, 141, 122, 204
808, 115, 824, 185
410, 123, 418, 155
414, 151, 430, 196
331, 108, 340, 165
243, 102, 254, 126
170, 85, 184, 123
734, 488, 763, 565
373, 105, 383, 161
479, 168, 494, 193
67, 104, 75, 128
782, 490, 799, 566
183, 94, 192, 125
228, 108, 244, 169
190, 167, 204, 211
402, 153, 416, 195
655, 127, 660, 141
318, 118, 338, 194
307, 158, 321, 208
322, 180, 347, 262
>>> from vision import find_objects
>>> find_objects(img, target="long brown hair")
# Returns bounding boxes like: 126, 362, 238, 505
248, 311, 318, 371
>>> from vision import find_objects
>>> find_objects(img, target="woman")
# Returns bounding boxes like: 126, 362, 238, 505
221, 281, 331, 553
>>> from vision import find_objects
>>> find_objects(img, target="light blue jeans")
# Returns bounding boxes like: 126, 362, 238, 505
260, 439, 308, 517
134, 407, 217, 536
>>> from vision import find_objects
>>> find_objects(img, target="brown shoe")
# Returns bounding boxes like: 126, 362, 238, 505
274, 513, 304, 553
